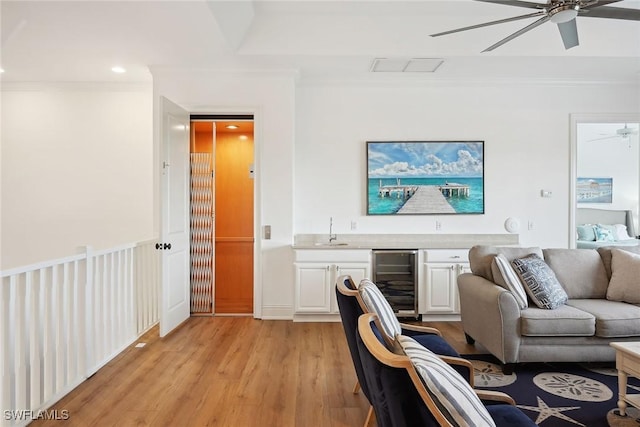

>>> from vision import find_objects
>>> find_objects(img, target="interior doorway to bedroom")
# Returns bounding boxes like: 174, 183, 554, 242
190, 115, 255, 315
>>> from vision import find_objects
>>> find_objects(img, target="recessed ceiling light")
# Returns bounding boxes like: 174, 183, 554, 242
111, 66, 126, 73
226, 125, 239, 129
0, 68, 5, 73
239, 135, 248, 140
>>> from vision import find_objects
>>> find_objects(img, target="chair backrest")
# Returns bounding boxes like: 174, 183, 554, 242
358, 313, 533, 427
356, 312, 439, 427
357, 279, 403, 352
335, 274, 372, 403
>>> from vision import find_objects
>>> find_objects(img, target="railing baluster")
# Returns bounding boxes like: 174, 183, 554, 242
28, 271, 42, 410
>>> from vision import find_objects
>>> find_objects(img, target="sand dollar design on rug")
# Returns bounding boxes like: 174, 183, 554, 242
533, 372, 613, 402
607, 407, 640, 427
471, 360, 517, 387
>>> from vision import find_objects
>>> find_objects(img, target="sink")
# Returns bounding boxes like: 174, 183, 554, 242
314, 242, 349, 247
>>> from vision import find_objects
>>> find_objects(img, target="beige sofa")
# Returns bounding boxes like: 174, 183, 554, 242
457, 245, 640, 373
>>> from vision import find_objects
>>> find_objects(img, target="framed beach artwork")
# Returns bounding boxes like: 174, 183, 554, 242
576, 177, 613, 204
366, 141, 485, 215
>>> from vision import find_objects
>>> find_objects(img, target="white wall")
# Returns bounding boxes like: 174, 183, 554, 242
1, 83, 154, 269
294, 80, 640, 248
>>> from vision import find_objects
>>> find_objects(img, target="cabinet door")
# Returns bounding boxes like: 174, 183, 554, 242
453, 263, 471, 312
330, 263, 371, 313
424, 263, 458, 313
295, 263, 331, 313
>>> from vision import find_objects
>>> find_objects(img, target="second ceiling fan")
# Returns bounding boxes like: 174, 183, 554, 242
431, 0, 640, 52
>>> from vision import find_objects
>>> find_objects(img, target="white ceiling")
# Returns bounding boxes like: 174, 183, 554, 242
1, 0, 640, 83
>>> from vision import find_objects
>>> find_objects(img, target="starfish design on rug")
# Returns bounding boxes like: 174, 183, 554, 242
517, 396, 584, 426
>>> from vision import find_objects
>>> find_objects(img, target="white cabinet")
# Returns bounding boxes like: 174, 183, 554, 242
294, 250, 371, 314
421, 249, 470, 314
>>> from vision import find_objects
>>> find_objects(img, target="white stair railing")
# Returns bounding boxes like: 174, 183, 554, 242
0, 239, 160, 426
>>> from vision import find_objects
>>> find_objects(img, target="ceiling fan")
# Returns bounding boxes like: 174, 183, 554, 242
431, 0, 640, 52
587, 123, 639, 142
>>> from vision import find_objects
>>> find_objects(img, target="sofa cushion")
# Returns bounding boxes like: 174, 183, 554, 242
607, 248, 640, 304
520, 305, 595, 337
597, 245, 640, 280
491, 254, 528, 309
469, 245, 543, 282
566, 299, 640, 338
512, 254, 568, 310
542, 248, 609, 299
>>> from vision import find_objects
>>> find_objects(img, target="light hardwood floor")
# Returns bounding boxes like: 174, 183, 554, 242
31, 317, 482, 427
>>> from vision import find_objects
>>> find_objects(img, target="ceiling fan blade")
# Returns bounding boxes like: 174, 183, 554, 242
580, 6, 640, 21
557, 19, 579, 49
430, 11, 545, 37
483, 14, 550, 52
475, 0, 547, 10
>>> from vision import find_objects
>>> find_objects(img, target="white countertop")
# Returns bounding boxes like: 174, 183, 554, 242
292, 233, 519, 249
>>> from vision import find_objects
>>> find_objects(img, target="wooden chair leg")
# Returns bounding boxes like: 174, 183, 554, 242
353, 379, 361, 394
363, 405, 375, 427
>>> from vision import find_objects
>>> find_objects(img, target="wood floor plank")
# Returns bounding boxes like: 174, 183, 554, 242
30, 317, 479, 427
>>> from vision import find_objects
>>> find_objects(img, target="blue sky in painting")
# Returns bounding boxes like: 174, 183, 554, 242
367, 141, 484, 178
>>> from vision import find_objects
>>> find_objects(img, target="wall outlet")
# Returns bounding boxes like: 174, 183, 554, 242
528, 221, 534, 231
541, 190, 552, 198
435, 221, 442, 230
350, 220, 358, 231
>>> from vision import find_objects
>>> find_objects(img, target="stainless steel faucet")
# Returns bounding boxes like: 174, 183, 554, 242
329, 217, 337, 243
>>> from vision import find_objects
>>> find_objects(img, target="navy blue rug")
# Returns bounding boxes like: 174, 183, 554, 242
467, 356, 640, 427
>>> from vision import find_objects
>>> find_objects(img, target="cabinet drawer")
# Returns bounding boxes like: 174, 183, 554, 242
424, 249, 469, 263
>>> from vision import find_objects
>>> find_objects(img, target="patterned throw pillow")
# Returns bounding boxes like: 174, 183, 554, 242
358, 279, 402, 342
594, 224, 615, 242
398, 335, 496, 427
511, 254, 568, 309
492, 254, 528, 309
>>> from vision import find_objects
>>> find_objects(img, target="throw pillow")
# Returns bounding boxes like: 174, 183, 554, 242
491, 254, 528, 309
613, 224, 631, 241
398, 335, 496, 427
358, 279, 402, 342
511, 254, 568, 309
594, 224, 615, 242
607, 248, 640, 304
576, 225, 596, 241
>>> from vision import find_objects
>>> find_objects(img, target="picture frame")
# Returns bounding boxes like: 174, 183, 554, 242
576, 177, 613, 204
367, 141, 485, 215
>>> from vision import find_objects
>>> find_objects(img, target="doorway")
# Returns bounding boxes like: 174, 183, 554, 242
190, 116, 255, 315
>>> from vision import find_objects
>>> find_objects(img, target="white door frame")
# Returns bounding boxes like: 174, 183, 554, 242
158, 104, 263, 320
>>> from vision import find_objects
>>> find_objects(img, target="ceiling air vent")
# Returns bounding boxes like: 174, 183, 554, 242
370, 58, 444, 73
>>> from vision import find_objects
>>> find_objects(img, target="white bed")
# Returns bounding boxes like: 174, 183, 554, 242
576, 208, 639, 249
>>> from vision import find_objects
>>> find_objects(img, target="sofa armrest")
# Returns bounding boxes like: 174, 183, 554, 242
457, 273, 522, 364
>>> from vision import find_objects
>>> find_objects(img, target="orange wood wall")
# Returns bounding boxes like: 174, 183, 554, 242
214, 130, 254, 314
191, 121, 254, 315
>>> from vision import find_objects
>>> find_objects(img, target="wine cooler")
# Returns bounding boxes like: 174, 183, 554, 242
371, 249, 418, 319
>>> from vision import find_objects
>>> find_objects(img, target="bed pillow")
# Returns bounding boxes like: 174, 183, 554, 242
491, 254, 528, 309
577, 225, 596, 241
594, 224, 615, 242
398, 335, 496, 427
607, 248, 640, 304
511, 254, 568, 309
613, 224, 631, 241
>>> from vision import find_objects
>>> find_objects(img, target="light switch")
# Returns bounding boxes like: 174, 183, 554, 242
264, 225, 271, 240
